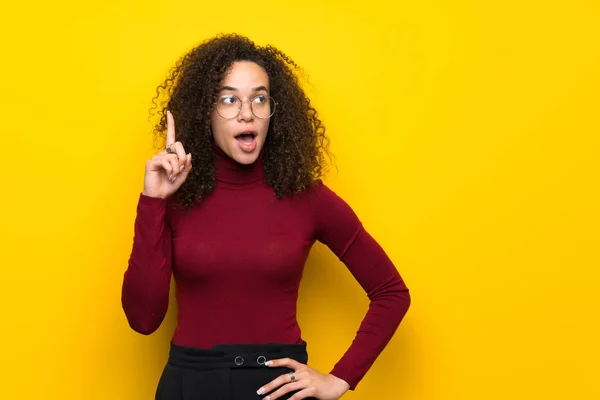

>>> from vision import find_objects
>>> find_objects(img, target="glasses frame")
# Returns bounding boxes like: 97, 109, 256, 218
214, 94, 277, 120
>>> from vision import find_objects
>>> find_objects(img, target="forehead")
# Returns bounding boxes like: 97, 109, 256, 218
220, 61, 269, 90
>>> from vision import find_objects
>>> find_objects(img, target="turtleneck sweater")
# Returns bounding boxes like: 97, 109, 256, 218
121, 145, 410, 389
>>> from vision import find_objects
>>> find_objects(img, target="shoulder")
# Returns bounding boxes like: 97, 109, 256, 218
300, 179, 344, 204
291, 179, 350, 216
300, 180, 361, 229
299, 180, 363, 255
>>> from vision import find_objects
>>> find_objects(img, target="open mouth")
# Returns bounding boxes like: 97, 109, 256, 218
235, 131, 257, 152
235, 132, 257, 140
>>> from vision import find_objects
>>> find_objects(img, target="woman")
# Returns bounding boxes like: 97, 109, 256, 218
122, 33, 410, 400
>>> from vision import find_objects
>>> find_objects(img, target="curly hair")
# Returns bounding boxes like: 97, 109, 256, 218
150, 33, 332, 209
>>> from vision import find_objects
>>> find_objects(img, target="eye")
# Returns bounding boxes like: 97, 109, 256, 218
253, 95, 266, 104
220, 95, 237, 105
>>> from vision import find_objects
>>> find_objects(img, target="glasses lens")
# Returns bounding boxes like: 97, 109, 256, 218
251, 96, 276, 119
215, 95, 276, 119
216, 95, 241, 119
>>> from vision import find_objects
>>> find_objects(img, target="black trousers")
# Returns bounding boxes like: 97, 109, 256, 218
155, 341, 315, 400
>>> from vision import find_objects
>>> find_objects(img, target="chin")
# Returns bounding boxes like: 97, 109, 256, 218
230, 148, 262, 165
233, 155, 257, 165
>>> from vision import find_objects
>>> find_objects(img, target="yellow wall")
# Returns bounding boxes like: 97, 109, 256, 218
1, 1, 598, 399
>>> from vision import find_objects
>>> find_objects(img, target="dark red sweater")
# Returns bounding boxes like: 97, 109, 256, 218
121, 146, 410, 389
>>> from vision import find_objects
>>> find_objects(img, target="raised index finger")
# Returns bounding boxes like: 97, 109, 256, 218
166, 110, 176, 146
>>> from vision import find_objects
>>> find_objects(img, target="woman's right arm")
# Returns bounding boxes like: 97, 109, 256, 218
121, 110, 192, 335
121, 194, 173, 335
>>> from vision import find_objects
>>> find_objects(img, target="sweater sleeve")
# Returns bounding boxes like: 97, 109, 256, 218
310, 182, 411, 390
121, 193, 173, 335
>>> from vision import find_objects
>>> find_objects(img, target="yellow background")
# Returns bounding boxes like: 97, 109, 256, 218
1, 1, 599, 399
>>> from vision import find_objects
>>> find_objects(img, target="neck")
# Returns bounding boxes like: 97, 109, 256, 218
213, 143, 265, 185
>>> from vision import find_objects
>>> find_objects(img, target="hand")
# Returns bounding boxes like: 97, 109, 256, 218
142, 110, 192, 199
257, 358, 350, 400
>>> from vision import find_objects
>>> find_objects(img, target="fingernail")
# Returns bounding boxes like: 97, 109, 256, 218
257, 388, 265, 395
265, 361, 272, 366
265, 396, 270, 400
180, 165, 185, 172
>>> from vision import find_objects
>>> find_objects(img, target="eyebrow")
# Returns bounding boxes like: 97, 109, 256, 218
219, 85, 269, 93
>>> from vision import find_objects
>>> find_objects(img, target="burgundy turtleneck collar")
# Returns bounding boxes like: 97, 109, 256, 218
212, 143, 265, 185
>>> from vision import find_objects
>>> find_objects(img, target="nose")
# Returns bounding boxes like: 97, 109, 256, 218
237, 100, 254, 121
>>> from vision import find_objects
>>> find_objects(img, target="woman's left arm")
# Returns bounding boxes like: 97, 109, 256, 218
324, 224, 411, 389
259, 182, 410, 399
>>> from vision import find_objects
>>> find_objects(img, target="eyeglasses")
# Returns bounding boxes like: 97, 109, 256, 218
215, 94, 277, 119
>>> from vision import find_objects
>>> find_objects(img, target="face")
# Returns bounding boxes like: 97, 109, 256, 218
210, 61, 272, 165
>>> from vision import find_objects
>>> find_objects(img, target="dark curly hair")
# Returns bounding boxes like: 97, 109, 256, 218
150, 33, 332, 209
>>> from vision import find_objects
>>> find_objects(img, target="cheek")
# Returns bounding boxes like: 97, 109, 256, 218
261, 119, 271, 136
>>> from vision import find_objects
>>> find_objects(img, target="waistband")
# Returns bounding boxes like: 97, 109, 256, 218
167, 341, 309, 371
